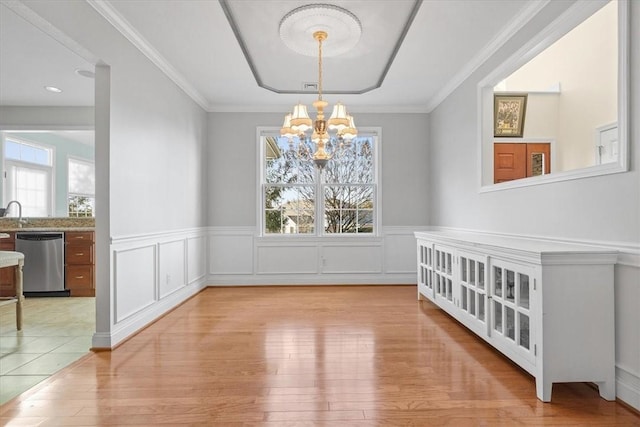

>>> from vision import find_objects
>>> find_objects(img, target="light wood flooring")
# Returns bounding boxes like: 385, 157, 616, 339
1, 286, 638, 426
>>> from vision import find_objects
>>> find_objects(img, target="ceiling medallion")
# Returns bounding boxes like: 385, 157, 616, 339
279, 4, 362, 58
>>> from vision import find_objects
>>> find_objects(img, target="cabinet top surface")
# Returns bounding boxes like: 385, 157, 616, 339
415, 230, 618, 257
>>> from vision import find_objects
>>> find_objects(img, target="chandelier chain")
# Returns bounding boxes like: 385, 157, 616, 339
317, 34, 323, 101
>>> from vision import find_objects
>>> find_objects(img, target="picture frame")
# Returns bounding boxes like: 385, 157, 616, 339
494, 93, 528, 137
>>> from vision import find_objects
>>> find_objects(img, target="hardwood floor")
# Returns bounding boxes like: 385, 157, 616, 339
1, 286, 638, 426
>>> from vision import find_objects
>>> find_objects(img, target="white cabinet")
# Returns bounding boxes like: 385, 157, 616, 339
415, 230, 617, 402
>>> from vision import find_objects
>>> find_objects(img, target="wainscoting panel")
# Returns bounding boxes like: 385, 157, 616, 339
321, 243, 382, 274
187, 236, 206, 284
209, 230, 253, 275
384, 228, 420, 273
158, 239, 186, 299
207, 226, 428, 285
256, 244, 318, 274
113, 244, 156, 323
100, 228, 209, 349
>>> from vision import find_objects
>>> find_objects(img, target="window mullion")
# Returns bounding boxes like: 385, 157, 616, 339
317, 168, 323, 236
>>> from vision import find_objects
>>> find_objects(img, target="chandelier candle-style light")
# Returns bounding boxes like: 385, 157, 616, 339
279, 6, 360, 169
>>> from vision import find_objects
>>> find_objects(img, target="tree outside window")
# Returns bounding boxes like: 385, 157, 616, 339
262, 132, 377, 235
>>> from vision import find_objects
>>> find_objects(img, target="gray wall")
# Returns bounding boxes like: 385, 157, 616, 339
428, 0, 639, 408
22, 0, 209, 347
207, 112, 430, 228
429, 0, 639, 244
22, 0, 209, 237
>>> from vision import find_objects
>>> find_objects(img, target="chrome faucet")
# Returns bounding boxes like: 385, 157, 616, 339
5, 200, 27, 228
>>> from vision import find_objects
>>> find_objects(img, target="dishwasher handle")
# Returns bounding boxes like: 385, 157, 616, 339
16, 233, 64, 241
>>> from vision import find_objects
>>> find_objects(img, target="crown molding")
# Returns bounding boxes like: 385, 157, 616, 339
424, 0, 550, 113
86, 0, 548, 115
86, 0, 211, 111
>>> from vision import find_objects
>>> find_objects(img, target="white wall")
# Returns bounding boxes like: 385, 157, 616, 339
21, 0, 210, 348
428, 0, 639, 410
207, 112, 430, 284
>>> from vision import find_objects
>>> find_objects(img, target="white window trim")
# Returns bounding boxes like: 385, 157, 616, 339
2, 136, 56, 216
256, 126, 382, 238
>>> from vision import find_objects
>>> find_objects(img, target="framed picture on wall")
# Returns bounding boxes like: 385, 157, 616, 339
494, 93, 528, 137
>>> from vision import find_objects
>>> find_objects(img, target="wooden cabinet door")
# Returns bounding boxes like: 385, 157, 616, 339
64, 231, 95, 297
0, 233, 16, 297
65, 244, 94, 264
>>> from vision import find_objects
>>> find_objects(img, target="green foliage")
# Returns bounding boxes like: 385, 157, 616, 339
68, 196, 94, 217
265, 185, 283, 233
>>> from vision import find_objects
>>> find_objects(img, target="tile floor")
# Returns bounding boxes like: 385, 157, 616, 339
0, 297, 95, 404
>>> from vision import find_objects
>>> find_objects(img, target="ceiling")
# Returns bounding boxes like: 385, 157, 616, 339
0, 0, 544, 113
0, 2, 95, 107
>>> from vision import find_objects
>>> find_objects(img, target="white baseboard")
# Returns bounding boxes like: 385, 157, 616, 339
94, 227, 210, 349
91, 332, 112, 349
207, 273, 416, 286
616, 366, 640, 411
92, 278, 207, 349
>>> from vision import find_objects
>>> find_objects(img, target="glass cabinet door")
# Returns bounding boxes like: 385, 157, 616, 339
491, 261, 534, 360
417, 242, 435, 299
459, 253, 488, 327
433, 246, 455, 304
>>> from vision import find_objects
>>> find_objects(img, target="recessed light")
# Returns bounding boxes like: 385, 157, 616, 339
44, 86, 63, 93
75, 68, 95, 78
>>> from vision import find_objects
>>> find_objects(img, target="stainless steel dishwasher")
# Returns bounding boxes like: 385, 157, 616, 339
15, 232, 68, 296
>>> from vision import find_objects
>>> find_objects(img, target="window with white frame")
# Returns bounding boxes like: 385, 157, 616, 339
260, 129, 379, 236
4, 138, 53, 217
67, 157, 95, 217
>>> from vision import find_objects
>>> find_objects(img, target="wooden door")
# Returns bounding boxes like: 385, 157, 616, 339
494, 143, 526, 183
494, 143, 551, 183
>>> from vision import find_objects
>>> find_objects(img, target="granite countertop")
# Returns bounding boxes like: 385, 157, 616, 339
0, 217, 95, 233
0, 227, 95, 232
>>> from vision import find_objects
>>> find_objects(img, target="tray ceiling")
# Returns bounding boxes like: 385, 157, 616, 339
1, 0, 546, 113
219, 0, 422, 94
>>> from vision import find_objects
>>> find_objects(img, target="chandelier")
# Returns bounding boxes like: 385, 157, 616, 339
280, 25, 358, 169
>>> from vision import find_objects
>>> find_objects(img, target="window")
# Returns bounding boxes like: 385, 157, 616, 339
260, 129, 379, 236
4, 138, 53, 217
68, 157, 95, 217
